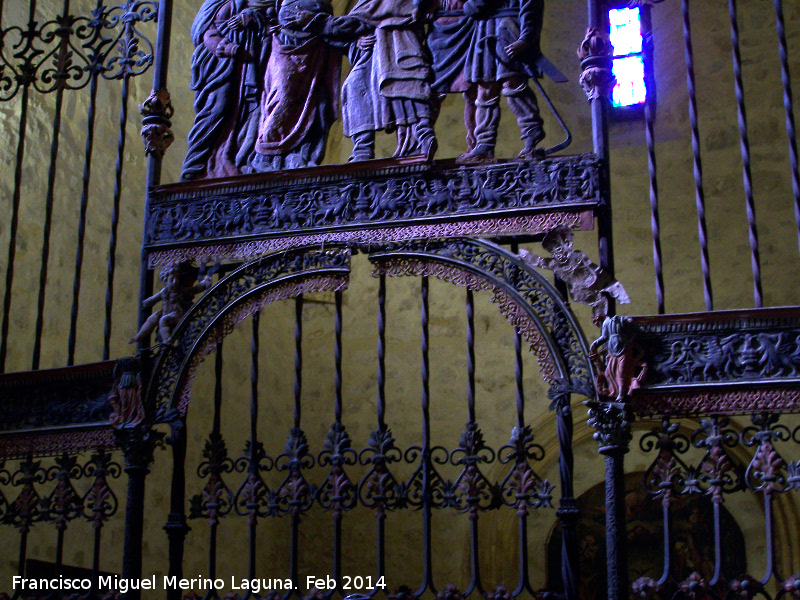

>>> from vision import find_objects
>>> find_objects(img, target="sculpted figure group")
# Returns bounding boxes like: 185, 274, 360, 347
181, 0, 565, 179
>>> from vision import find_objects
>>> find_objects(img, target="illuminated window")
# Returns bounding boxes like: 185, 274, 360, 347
609, 6, 647, 109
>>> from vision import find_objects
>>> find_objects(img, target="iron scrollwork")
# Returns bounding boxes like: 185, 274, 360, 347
357, 425, 404, 517
0, 1, 157, 101
316, 422, 358, 517
498, 425, 553, 514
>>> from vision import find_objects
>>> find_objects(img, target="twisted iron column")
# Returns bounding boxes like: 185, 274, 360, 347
579, 2, 615, 310
586, 399, 633, 600
117, 424, 160, 600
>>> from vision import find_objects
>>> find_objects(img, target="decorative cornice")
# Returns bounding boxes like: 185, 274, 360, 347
0, 427, 117, 461
147, 211, 594, 268
0, 361, 116, 434
631, 308, 800, 393
633, 386, 800, 419
144, 154, 601, 261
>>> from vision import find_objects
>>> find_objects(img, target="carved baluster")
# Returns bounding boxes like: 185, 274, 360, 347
586, 400, 634, 600
498, 425, 553, 597
742, 413, 791, 586
637, 419, 691, 597
44, 453, 85, 570
83, 449, 122, 595
689, 418, 744, 589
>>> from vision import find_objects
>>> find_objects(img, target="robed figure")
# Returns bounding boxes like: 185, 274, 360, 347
252, 0, 341, 171
306, 0, 438, 161
181, 0, 274, 180
429, 0, 564, 162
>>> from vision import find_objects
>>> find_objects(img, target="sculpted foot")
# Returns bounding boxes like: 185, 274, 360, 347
456, 144, 496, 165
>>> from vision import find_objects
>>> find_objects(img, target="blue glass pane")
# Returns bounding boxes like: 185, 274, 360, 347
609, 7, 642, 57
612, 55, 646, 107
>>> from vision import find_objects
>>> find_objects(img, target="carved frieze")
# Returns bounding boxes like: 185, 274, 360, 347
145, 154, 601, 265
0, 361, 116, 435
629, 308, 800, 417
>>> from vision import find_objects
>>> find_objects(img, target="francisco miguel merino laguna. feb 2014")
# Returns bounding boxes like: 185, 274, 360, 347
12, 575, 388, 594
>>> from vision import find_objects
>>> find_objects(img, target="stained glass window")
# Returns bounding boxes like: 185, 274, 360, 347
609, 7, 647, 108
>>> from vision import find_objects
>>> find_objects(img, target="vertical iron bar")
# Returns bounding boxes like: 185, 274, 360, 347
727, 0, 763, 308
104, 58, 131, 360
333, 291, 343, 592
247, 314, 259, 599
588, 0, 615, 313
125, 4, 173, 595
556, 398, 578, 600
290, 297, 303, 591
606, 452, 628, 600
709, 501, 722, 586
514, 310, 531, 596
465, 288, 482, 596
92, 524, 102, 593
465, 289, 476, 423
32, 0, 70, 370
772, 0, 800, 259
203, 342, 225, 600
68, 0, 103, 365
657, 502, 671, 585
136, 0, 173, 355
640, 5, 664, 314
511, 241, 531, 596
334, 290, 343, 423
416, 276, 434, 597
121, 456, 151, 600
377, 274, 386, 429
165, 423, 189, 600
760, 488, 776, 584
376, 274, 387, 583
294, 296, 303, 429
682, 0, 713, 311
0, 1, 36, 372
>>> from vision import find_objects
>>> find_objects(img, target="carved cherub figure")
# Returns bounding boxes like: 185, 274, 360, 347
518, 225, 630, 325
130, 262, 213, 345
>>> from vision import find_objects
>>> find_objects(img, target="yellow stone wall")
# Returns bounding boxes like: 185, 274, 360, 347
1, 0, 800, 596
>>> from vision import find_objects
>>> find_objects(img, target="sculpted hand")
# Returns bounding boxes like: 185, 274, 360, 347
518, 248, 546, 269
356, 34, 376, 50
226, 13, 247, 30
505, 38, 529, 59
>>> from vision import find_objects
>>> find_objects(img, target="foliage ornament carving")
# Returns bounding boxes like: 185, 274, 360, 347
627, 309, 800, 417
139, 87, 175, 157
577, 28, 615, 101
585, 400, 634, 454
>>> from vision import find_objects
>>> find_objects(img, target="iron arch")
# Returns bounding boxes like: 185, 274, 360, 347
146, 239, 596, 422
